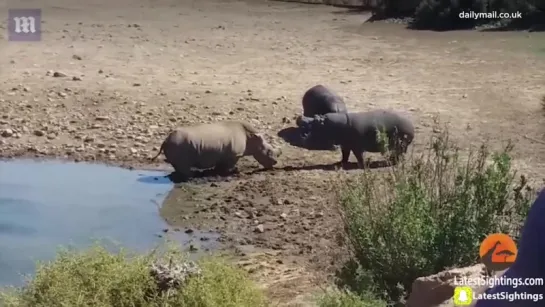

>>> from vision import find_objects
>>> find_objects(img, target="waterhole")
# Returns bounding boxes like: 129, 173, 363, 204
0, 159, 219, 286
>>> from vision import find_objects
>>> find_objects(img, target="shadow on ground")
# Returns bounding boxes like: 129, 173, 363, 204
143, 160, 392, 184
138, 168, 244, 184
251, 160, 391, 174
331, 7, 371, 15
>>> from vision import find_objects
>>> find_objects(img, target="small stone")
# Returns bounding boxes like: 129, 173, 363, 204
254, 224, 265, 233
72, 54, 82, 60
84, 136, 94, 142
280, 213, 288, 220
46, 134, 56, 140
53, 71, 66, 77
33, 130, 45, 137
185, 229, 194, 234
72, 76, 82, 81
95, 116, 109, 121
1, 129, 13, 137
234, 211, 243, 218
129, 148, 138, 154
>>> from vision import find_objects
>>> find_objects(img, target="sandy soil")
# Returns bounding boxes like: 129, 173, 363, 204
2, 0, 545, 305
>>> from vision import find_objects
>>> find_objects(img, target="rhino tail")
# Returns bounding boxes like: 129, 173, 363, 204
150, 140, 165, 161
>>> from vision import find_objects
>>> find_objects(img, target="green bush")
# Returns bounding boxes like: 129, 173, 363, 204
317, 289, 387, 307
336, 130, 535, 304
0, 244, 267, 307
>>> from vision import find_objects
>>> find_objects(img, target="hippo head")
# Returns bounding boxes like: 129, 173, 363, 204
247, 133, 281, 169
299, 115, 337, 151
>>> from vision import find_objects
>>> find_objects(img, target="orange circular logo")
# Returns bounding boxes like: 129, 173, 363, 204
479, 233, 517, 271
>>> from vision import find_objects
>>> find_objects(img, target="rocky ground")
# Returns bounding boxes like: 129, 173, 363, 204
2, 0, 545, 305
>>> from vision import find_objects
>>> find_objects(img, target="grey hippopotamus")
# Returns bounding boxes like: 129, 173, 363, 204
301, 109, 414, 168
151, 121, 281, 180
296, 85, 348, 150
300, 84, 347, 118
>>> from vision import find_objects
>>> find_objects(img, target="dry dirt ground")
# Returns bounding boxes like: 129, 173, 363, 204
2, 0, 545, 305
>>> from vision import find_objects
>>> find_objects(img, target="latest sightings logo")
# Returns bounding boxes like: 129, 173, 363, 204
8, 9, 41, 41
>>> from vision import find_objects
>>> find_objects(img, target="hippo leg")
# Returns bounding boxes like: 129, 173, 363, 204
352, 148, 366, 169
340, 146, 352, 168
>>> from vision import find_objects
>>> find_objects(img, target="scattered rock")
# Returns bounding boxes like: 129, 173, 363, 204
33, 130, 45, 137
149, 259, 201, 293
72, 54, 82, 60
254, 224, 265, 233
53, 71, 67, 77
1, 129, 13, 137
405, 264, 488, 307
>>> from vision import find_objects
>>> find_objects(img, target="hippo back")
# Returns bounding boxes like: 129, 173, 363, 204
348, 110, 415, 152
302, 85, 347, 117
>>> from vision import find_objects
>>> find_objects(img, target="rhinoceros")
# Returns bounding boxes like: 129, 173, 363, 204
151, 121, 281, 180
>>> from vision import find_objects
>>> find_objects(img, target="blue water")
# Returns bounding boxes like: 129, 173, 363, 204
0, 159, 217, 287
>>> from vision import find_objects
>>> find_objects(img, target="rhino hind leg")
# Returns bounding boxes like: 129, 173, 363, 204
170, 162, 192, 182
214, 157, 240, 176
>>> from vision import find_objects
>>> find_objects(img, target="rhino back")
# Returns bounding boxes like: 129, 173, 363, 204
172, 122, 248, 169
302, 85, 346, 117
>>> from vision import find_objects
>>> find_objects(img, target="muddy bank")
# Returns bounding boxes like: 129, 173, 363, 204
160, 162, 345, 270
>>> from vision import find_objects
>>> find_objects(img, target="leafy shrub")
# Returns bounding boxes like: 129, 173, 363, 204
336, 130, 535, 304
317, 289, 387, 307
0, 244, 266, 307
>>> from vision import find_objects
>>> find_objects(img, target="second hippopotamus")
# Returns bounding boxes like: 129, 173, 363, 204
301, 84, 347, 118
302, 109, 415, 168
296, 85, 348, 149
